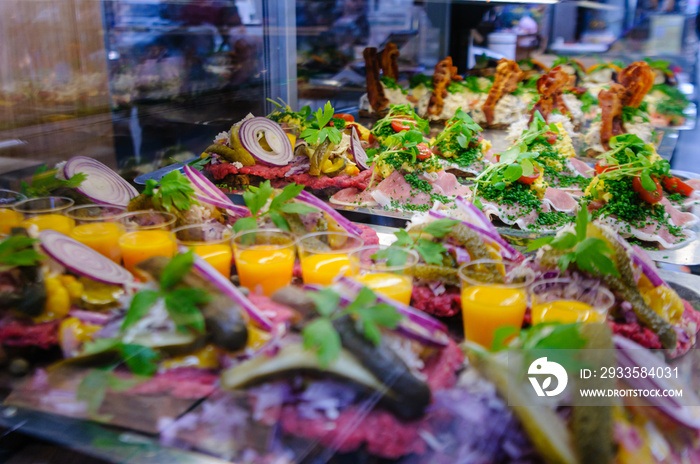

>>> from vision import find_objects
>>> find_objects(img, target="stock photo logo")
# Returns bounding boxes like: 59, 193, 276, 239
528, 357, 568, 397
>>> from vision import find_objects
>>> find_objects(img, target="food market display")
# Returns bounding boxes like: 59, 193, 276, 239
3, 149, 700, 464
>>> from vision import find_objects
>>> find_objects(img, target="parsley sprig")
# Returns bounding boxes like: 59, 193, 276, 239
233, 181, 317, 233
20, 165, 87, 198
302, 287, 403, 367
300, 102, 346, 145
433, 109, 482, 150
143, 170, 198, 212
123, 250, 211, 334
527, 209, 619, 277
370, 104, 429, 141
375, 218, 459, 266
0, 235, 44, 271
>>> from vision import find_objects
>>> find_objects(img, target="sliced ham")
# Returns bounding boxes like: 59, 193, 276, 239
431, 170, 471, 198
568, 158, 595, 178
543, 188, 578, 213
597, 215, 696, 250
479, 197, 549, 229
329, 187, 378, 208
439, 158, 487, 177
371, 171, 432, 208
659, 197, 699, 228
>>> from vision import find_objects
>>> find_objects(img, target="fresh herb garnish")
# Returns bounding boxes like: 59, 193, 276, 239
300, 101, 344, 145
122, 250, 211, 334
370, 104, 429, 142
527, 209, 619, 277
143, 170, 198, 213
233, 181, 317, 233
0, 235, 43, 270
302, 287, 403, 367
20, 165, 87, 198
375, 218, 459, 266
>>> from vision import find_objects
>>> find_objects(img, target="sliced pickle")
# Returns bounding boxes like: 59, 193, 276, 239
79, 277, 124, 309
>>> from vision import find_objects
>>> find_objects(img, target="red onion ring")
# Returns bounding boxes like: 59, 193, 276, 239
186, 247, 273, 331
349, 127, 369, 170
39, 230, 134, 287
183, 165, 250, 218
296, 190, 362, 236
64, 156, 138, 207
238, 117, 293, 166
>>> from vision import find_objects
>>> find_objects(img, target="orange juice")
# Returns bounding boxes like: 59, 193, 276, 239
0, 209, 23, 235
532, 300, 599, 325
301, 253, 351, 285
461, 285, 527, 348
235, 245, 294, 296
21, 214, 75, 235
70, 222, 124, 263
119, 230, 176, 274
355, 272, 413, 305
193, 243, 232, 277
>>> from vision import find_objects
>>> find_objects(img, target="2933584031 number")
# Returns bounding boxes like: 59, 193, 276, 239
599, 366, 678, 379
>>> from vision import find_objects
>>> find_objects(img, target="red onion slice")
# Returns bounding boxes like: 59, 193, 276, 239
630, 246, 665, 288
349, 127, 369, 170
39, 230, 134, 286
64, 156, 138, 207
187, 247, 273, 331
238, 117, 293, 166
296, 191, 362, 236
455, 196, 499, 235
183, 165, 250, 218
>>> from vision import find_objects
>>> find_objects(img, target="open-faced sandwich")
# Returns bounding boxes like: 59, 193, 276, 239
584, 61, 656, 156
360, 42, 411, 116
431, 109, 492, 177
583, 134, 699, 249
471, 59, 526, 129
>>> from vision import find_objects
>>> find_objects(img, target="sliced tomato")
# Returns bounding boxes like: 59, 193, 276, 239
391, 118, 414, 132
661, 176, 694, 197
544, 131, 557, 145
633, 176, 663, 203
416, 143, 432, 160
334, 113, 355, 123
594, 160, 619, 174
518, 167, 540, 185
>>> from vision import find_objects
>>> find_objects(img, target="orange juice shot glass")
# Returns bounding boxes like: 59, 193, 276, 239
458, 259, 533, 349
118, 211, 177, 274
172, 223, 233, 277
14, 196, 75, 235
0, 189, 27, 236
349, 245, 418, 306
232, 229, 296, 296
531, 278, 614, 325
298, 231, 364, 286
65, 205, 127, 263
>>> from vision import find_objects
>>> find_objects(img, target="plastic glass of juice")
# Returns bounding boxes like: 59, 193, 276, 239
172, 222, 233, 277
349, 245, 418, 305
458, 259, 533, 349
0, 189, 27, 236
298, 231, 364, 286
65, 205, 127, 263
232, 229, 296, 296
530, 278, 614, 325
118, 211, 177, 274
14, 196, 75, 235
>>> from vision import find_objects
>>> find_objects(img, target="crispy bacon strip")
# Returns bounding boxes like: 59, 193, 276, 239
482, 59, 523, 125
364, 47, 389, 114
618, 61, 655, 109
599, 83, 626, 150
598, 62, 654, 149
427, 56, 462, 117
380, 42, 399, 81
529, 66, 571, 122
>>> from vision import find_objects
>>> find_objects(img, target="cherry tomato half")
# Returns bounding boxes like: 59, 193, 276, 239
544, 131, 557, 145
416, 143, 432, 160
633, 176, 663, 204
661, 176, 694, 197
391, 118, 414, 132
594, 160, 619, 175
518, 167, 540, 185
334, 113, 355, 123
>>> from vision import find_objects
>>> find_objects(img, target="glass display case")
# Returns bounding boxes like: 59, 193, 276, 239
2, 1, 700, 463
